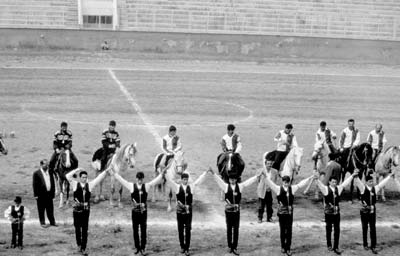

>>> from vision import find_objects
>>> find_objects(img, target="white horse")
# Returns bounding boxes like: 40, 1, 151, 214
263, 146, 303, 183
92, 143, 137, 207
374, 146, 400, 201
153, 151, 187, 211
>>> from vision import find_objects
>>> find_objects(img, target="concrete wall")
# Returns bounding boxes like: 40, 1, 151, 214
1, 28, 400, 64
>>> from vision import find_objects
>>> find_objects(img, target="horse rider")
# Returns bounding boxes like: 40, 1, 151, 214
66, 168, 108, 255
49, 122, 78, 173
218, 124, 245, 174
339, 119, 360, 169
273, 124, 298, 171
110, 169, 164, 255
316, 121, 337, 153
366, 123, 387, 163
209, 167, 261, 256
165, 171, 208, 256
353, 173, 395, 254
315, 172, 358, 255
264, 174, 314, 256
159, 125, 182, 169
101, 120, 120, 170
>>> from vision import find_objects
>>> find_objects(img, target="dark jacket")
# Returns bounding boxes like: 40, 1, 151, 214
32, 169, 56, 198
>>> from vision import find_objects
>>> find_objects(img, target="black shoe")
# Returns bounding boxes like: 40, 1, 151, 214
18, 246, 23, 250
140, 248, 146, 256
267, 218, 273, 222
41, 224, 48, 228
185, 249, 190, 256
281, 248, 286, 253
327, 246, 333, 251
134, 249, 141, 254
333, 249, 342, 255
286, 250, 292, 256
371, 248, 378, 254
258, 218, 262, 223
10, 244, 16, 249
180, 248, 186, 254
228, 248, 233, 253
232, 249, 240, 255
50, 223, 58, 227
81, 249, 88, 256
364, 246, 370, 251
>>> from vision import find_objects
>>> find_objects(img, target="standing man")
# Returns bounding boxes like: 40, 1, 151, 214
321, 153, 343, 185
264, 174, 314, 256
66, 168, 108, 255
111, 170, 164, 255
49, 121, 78, 173
165, 171, 207, 256
101, 120, 120, 170
4, 196, 30, 249
209, 168, 260, 255
315, 173, 358, 254
32, 159, 57, 228
339, 119, 360, 169
273, 124, 298, 171
353, 173, 395, 254
218, 124, 245, 176
159, 125, 182, 168
257, 156, 278, 223
367, 123, 387, 162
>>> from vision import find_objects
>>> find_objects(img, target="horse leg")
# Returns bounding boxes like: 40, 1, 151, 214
110, 175, 115, 206
59, 180, 64, 208
349, 178, 354, 204
65, 181, 70, 206
167, 188, 172, 212
379, 175, 386, 202
118, 186, 123, 208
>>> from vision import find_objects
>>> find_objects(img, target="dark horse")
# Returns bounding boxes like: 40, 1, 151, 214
0, 137, 7, 155
54, 149, 78, 208
217, 152, 245, 183
341, 143, 373, 202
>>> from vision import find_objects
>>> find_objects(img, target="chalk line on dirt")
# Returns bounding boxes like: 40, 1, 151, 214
108, 69, 225, 223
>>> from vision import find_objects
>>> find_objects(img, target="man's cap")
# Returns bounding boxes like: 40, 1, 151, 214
14, 196, 21, 204
109, 120, 116, 126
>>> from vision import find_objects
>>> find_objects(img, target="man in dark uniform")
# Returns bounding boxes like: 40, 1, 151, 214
210, 167, 260, 255
66, 168, 108, 255
165, 171, 207, 255
315, 173, 357, 254
4, 196, 30, 249
354, 173, 394, 254
264, 174, 313, 256
111, 170, 164, 255
101, 120, 120, 170
49, 122, 78, 173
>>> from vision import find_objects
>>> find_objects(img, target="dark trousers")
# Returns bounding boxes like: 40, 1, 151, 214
132, 210, 147, 250
225, 211, 240, 250
273, 151, 289, 170
177, 212, 192, 250
73, 210, 90, 250
11, 222, 23, 246
340, 148, 351, 169
101, 148, 115, 170
325, 214, 340, 249
258, 191, 273, 220
36, 195, 56, 225
278, 214, 293, 251
361, 212, 376, 249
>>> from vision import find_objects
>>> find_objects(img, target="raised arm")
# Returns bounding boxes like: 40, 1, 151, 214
375, 173, 394, 192
89, 170, 108, 190
264, 174, 280, 194
146, 173, 164, 190
316, 179, 328, 196
113, 172, 133, 193
338, 174, 355, 195
192, 171, 207, 187
292, 175, 313, 194
238, 175, 258, 191
66, 168, 80, 183
212, 172, 228, 192
353, 176, 365, 194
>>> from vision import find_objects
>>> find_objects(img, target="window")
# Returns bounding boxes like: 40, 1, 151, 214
83, 15, 112, 28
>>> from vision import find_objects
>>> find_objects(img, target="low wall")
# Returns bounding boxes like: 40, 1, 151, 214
1, 28, 400, 64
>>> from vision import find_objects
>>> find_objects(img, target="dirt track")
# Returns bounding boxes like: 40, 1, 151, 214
1, 52, 400, 255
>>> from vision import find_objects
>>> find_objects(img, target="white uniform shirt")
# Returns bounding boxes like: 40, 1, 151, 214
162, 134, 182, 153
4, 205, 30, 221
222, 134, 242, 153
367, 130, 387, 150
315, 128, 337, 144
340, 127, 360, 148
66, 169, 108, 192
40, 168, 51, 191
274, 130, 298, 152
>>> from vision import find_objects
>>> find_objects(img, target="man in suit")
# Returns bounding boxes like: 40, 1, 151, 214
32, 159, 57, 228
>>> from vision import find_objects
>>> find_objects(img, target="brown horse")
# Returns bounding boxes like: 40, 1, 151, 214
54, 149, 78, 208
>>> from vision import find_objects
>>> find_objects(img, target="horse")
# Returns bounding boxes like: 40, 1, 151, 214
0, 137, 8, 155
54, 149, 78, 208
341, 143, 374, 202
263, 146, 303, 183
153, 150, 187, 211
91, 143, 137, 207
217, 152, 244, 183
374, 146, 400, 201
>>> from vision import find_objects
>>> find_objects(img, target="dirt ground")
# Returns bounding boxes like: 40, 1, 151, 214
1, 51, 400, 256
